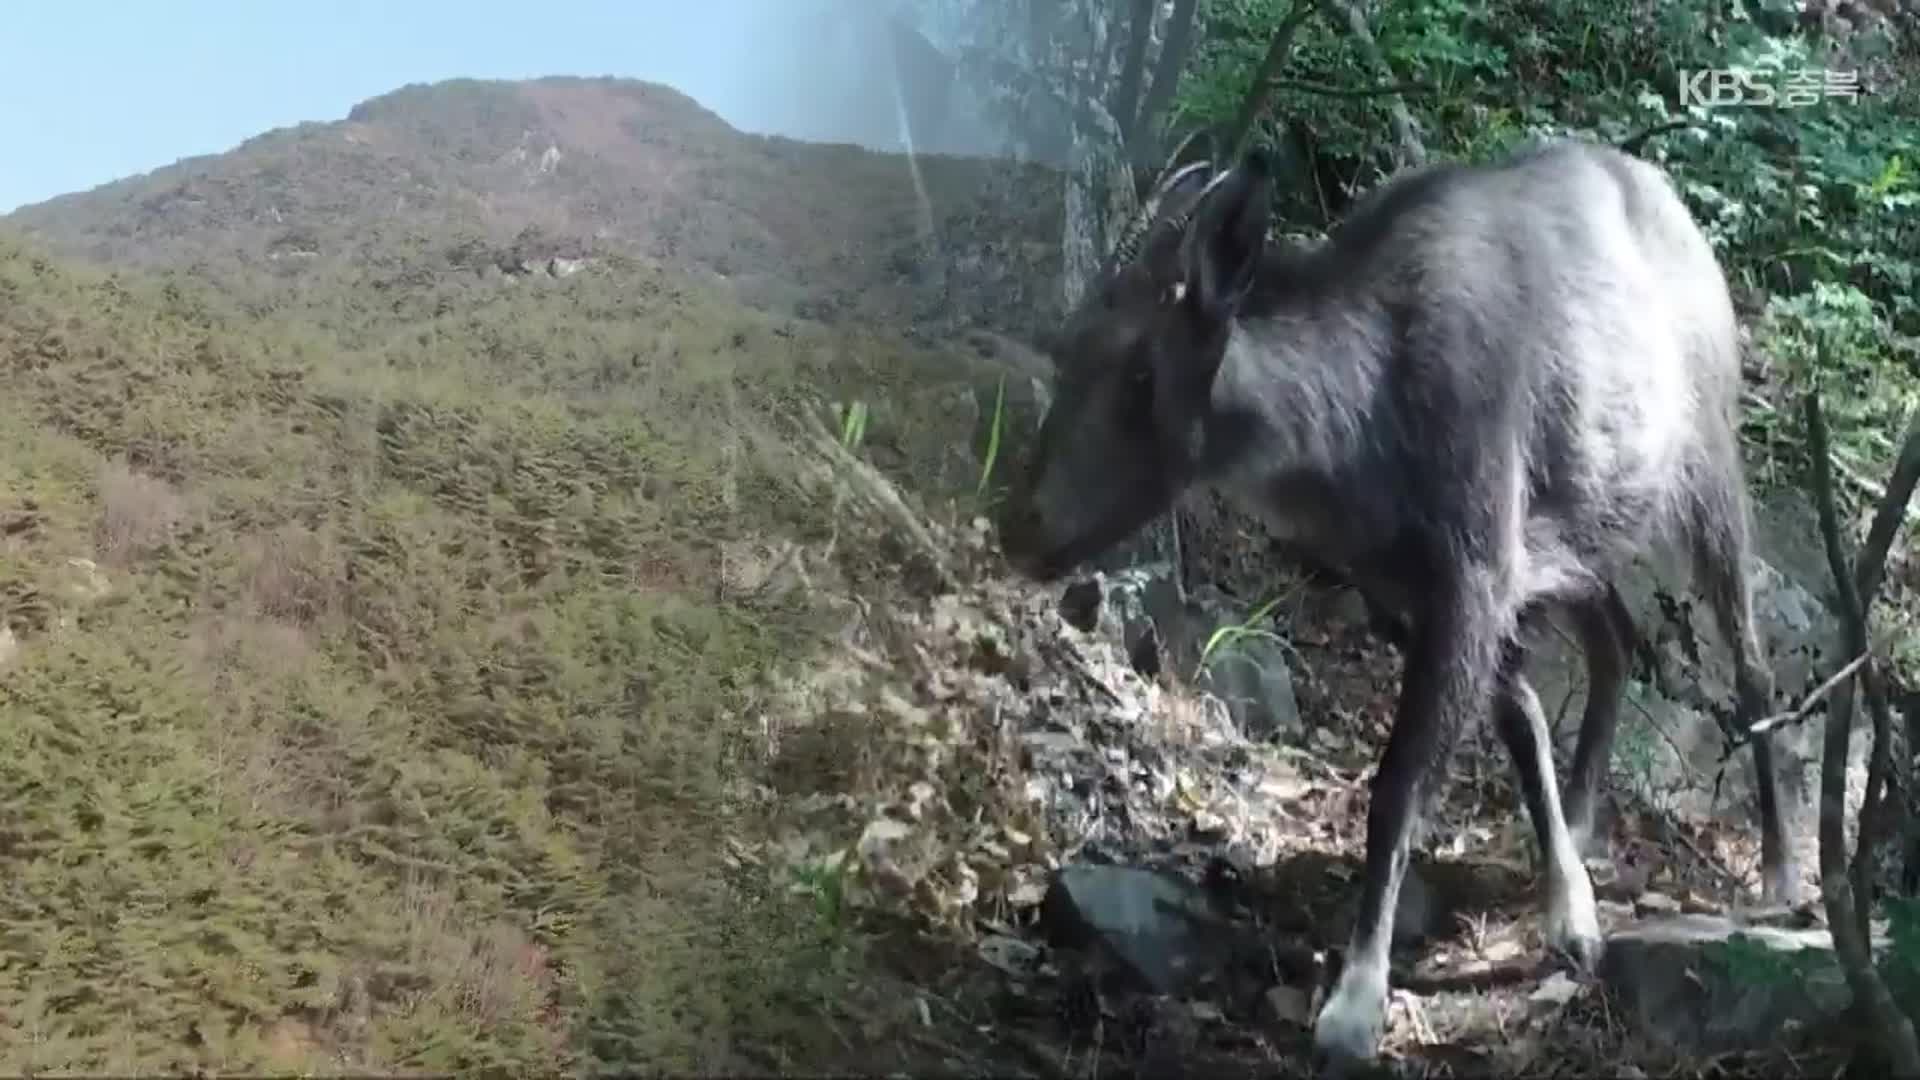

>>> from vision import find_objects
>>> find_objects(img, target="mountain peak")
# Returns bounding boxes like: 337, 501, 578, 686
1, 74, 1063, 341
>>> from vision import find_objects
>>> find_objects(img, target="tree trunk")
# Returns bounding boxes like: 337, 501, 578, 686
1062, 127, 1104, 312
1112, 0, 1157, 142
1060, 92, 1132, 312
1132, 0, 1200, 164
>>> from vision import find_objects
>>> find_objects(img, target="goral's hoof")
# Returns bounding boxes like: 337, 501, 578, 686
1312, 977, 1388, 1076
1547, 927, 1605, 975
1545, 876, 1605, 975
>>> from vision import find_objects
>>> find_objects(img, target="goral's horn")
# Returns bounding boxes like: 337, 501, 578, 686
1109, 158, 1215, 269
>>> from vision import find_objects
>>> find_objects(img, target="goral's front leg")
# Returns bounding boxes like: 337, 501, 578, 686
1312, 568, 1508, 1071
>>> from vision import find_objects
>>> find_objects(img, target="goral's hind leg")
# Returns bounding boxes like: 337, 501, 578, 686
1687, 436, 1797, 904
1562, 585, 1634, 864
1493, 634, 1604, 972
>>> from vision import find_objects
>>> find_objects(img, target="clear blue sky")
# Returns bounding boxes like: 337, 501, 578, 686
0, 0, 865, 213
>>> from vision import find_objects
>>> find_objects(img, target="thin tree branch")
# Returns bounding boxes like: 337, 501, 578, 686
1854, 406, 1920, 612
1856, 661, 1894, 941
1226, 2, 1317, 161
1268, 77, 1434, 99
1847, 407, 1920, 954
1804, 388, 1920, 1078
1746, 651, 1871, 737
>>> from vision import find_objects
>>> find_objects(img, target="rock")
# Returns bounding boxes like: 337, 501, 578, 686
0, 624, 16, 670
1264, 983, 1314, 1025
1530, 971, 1583, 1006
1599, 913, 1870, 1053
1084, 569, 1303, 741
978, 933, 1044, 979
1058, 579, 1103, 633
1160, 582, 1301, 740
1191, 625, 1302, 742
1039, 864, 1242, 996
1635, 891, 1680, 916
1481, 937, 1526, 964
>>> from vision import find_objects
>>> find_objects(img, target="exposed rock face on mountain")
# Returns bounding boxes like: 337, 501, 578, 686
4, 76, 1066, 341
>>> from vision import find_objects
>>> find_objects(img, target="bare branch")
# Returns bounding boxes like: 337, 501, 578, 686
1844, 407, 1920, 958
1745, 651, 1870, 737
1226, 2, 1318, 161
1854, 406, 1920, 612
1268, 77, 1434, 100
1803, 388, 1920, 1077
1856, 661, 1894, 941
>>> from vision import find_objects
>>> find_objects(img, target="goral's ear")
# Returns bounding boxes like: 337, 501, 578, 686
1177, 151, 1273, 320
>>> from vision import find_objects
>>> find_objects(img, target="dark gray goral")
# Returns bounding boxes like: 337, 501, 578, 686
997, 140, 1791, 1068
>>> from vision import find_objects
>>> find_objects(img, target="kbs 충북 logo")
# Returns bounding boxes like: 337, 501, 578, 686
1677, 67, 1863, 108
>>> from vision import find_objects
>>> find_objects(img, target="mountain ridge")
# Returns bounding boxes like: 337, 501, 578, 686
4, 74, 1064, 338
